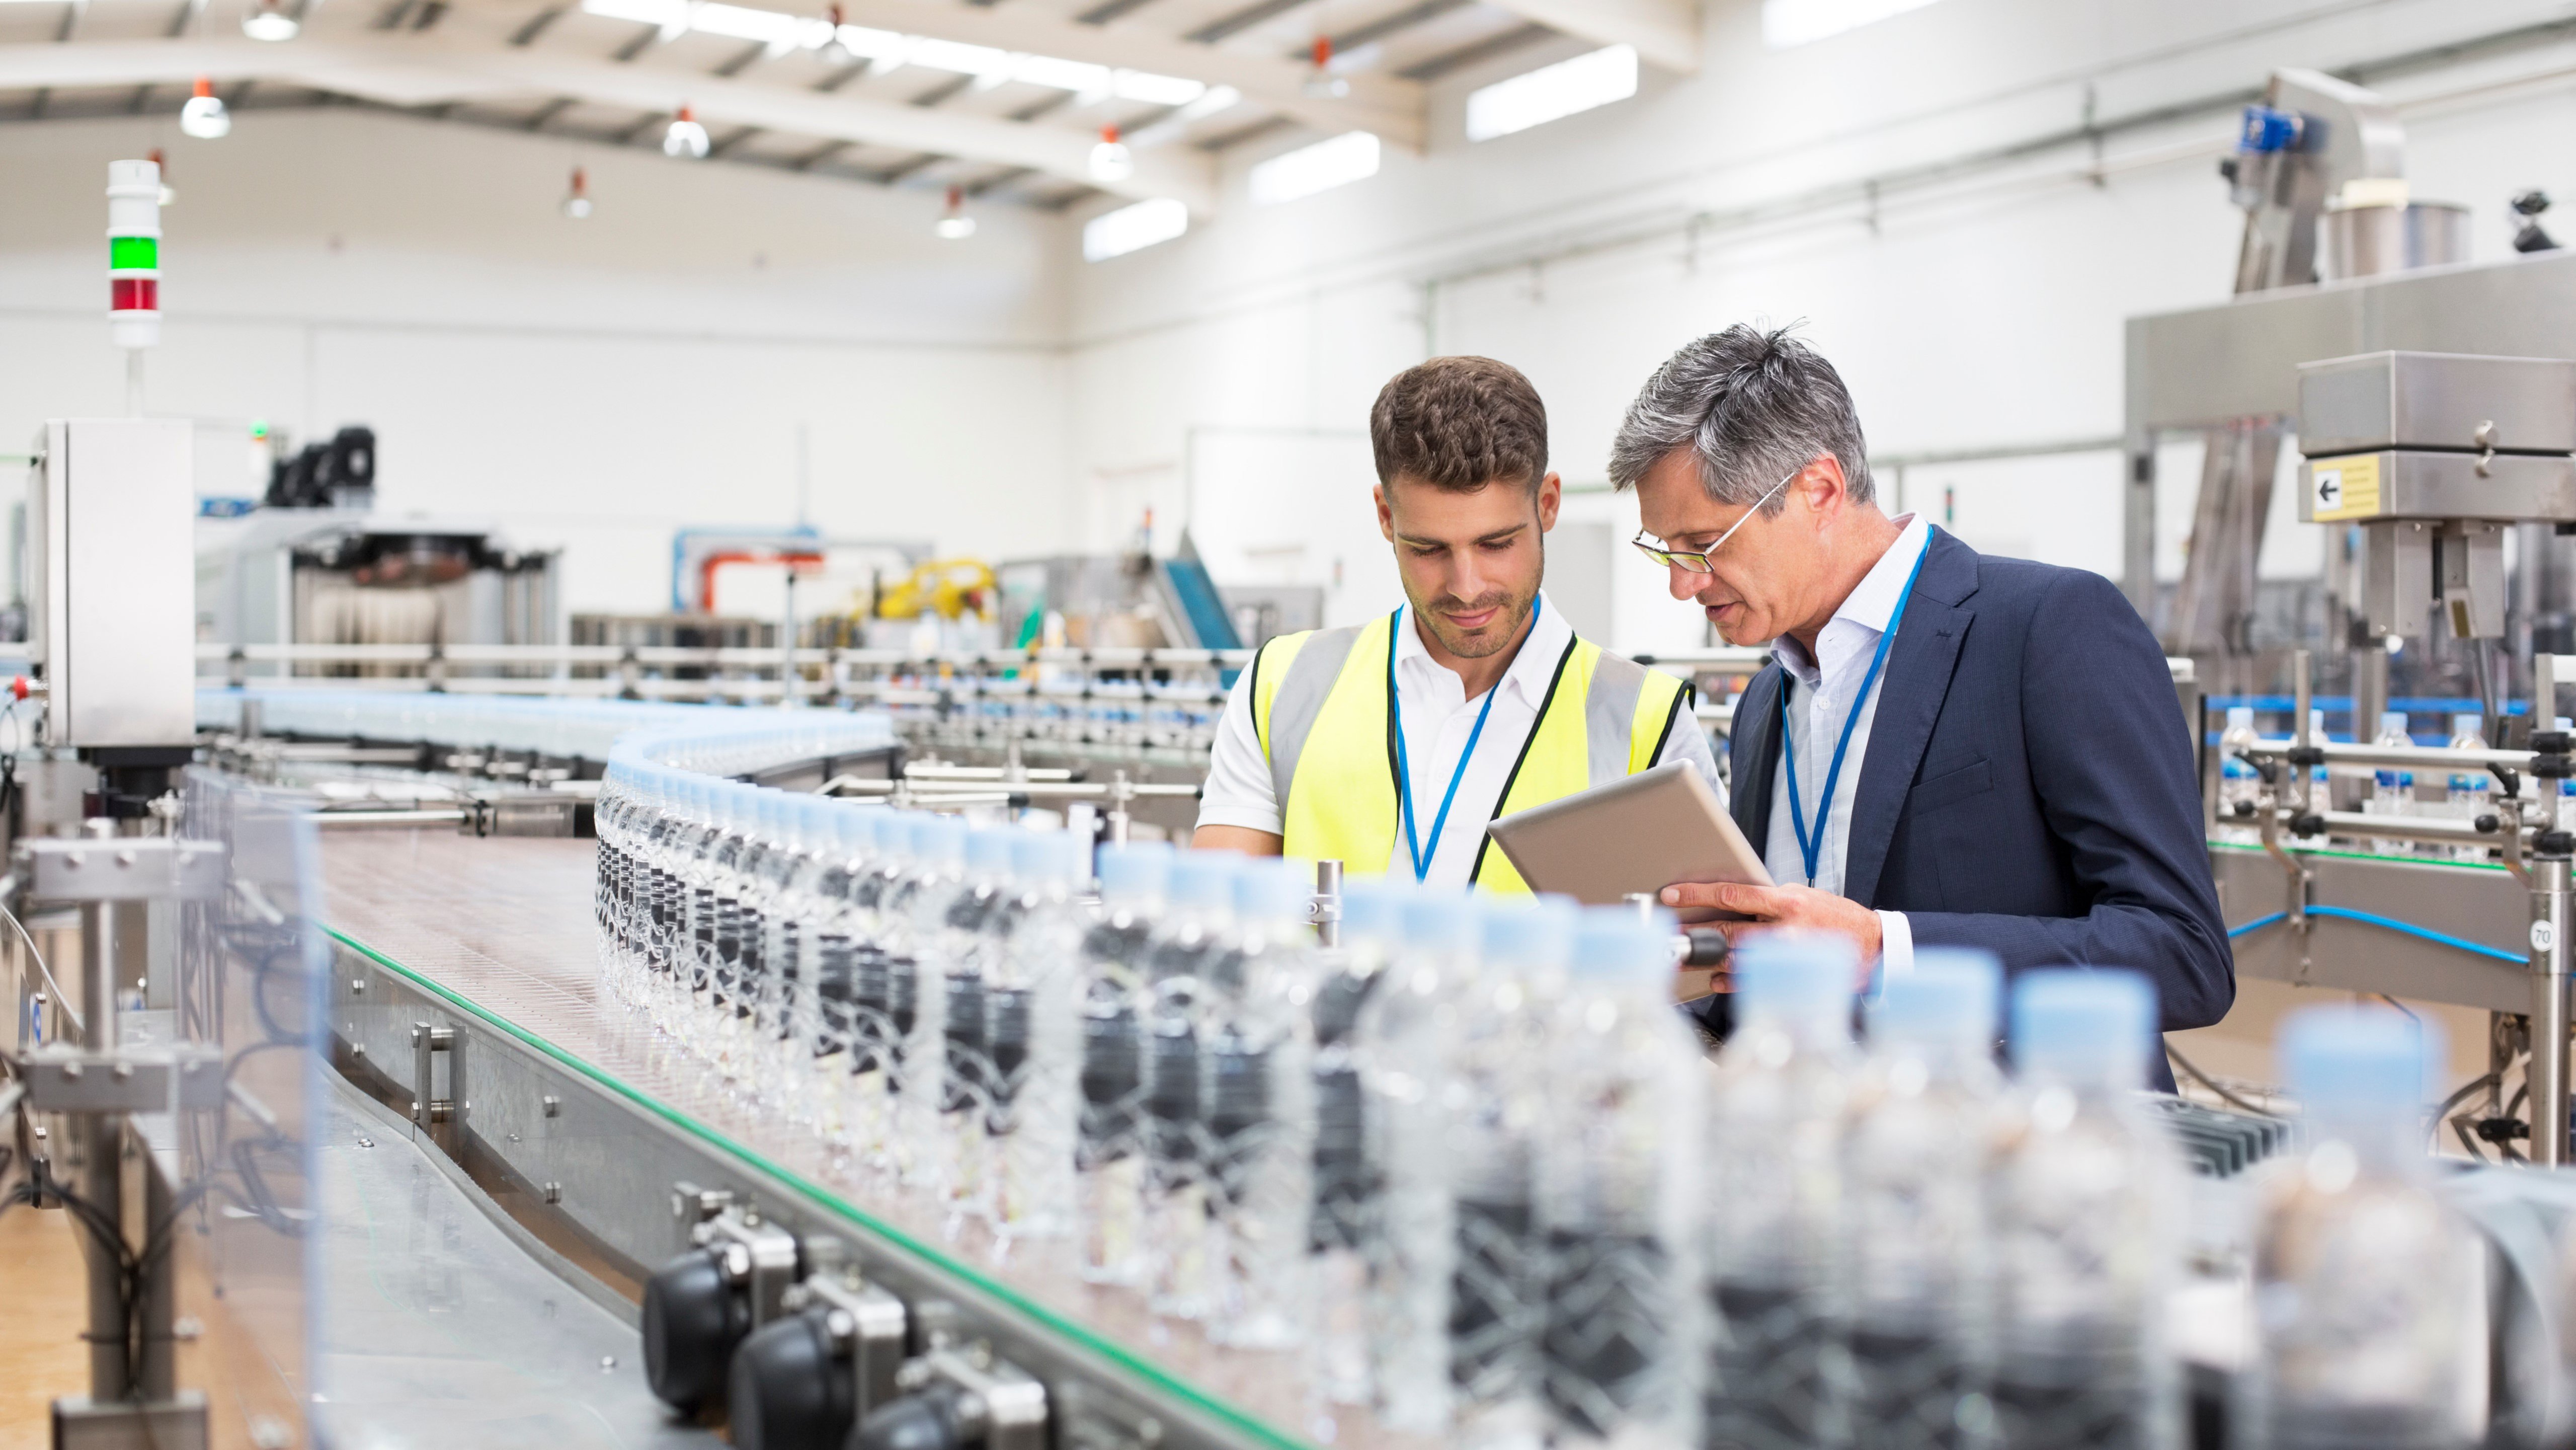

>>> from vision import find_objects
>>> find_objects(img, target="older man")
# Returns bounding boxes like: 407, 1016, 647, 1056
1618, 325, 2230, 1059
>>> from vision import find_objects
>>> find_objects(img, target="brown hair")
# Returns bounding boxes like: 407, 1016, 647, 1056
1369, 356, 1549, 494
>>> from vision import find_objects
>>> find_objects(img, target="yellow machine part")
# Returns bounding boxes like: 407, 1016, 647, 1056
868, 558, 995, 622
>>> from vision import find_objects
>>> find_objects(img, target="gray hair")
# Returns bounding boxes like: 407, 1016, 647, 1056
1606, 324, 1874, 510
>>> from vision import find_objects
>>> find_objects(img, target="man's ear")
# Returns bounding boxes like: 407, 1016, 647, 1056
1536, 472, 1562, 533
1374, 483, 1396, 543
1802, 455, 1849, 522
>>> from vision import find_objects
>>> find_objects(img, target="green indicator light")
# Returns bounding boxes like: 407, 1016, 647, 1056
109, 236, 157, 270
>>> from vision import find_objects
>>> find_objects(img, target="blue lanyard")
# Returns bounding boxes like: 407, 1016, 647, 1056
1389, 597, 1536, 883
1784, 537, 1932, 887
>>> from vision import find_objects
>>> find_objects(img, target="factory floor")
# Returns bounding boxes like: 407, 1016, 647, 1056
0, 1198, 90, 1439
0, 1177, 262, 1450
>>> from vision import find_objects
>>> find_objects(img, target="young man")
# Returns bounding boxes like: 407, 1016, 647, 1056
1193, 355, 1719, 890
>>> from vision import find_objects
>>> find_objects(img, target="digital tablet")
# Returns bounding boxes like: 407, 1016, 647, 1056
1484, 761, 1773, 907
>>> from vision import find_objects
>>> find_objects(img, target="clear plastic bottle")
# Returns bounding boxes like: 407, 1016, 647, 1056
2218, 706, 2262, 845
1143, 850, 1240, 1320
673, 779, 730, 1051
1309, 875, 1407, 1410
2446, 713, 2491, 862
933, 827, 1020, 1214
1360, 889, 1479, 1433
1205, 857, 1321, 1351
749, 792, 815, 1112
1992, 969, 2183, 1450
645, 772, 695, 1029
2294, 709, 2331, 846
1076, 842, 1171, 1286
986, 830, 1090, 1246
1704, 929, 1862, 1450
705, 782, 762, 1078
594, 765, 637, 998
1536, 908, 1704, 1450
2369, 712, 2416, 858
2238, 1007, 2475, 1450
835, 810, 908, 1173
1448, 895, 1578, 1450
1845, 949, 2006, 1450
887, 814, 970, 1192
803, 805, 878, 1152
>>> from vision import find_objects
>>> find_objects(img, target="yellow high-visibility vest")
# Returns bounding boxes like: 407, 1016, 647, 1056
1249, 609, 1694, 893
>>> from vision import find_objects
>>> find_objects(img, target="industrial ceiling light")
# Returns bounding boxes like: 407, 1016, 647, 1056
179, 78, 231, 139
935, 185, 976, 241
820, 3, 851, 63
663, 105, 710, 159
1302, 36, 1347, 99
1087, 123, 1133, 184
242, 0, 299, 41
562, 166, 594, 218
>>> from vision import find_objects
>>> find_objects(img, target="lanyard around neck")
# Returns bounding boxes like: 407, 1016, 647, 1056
1389, 596, 1537, 883
1784, 537, 1933, 888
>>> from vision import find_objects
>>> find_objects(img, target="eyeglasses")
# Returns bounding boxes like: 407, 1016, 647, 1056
1629, 462, 1805, 574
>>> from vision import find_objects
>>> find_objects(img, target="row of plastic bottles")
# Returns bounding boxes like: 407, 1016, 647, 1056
2217, 705, 2570, 859
588, 763, 2478, 1450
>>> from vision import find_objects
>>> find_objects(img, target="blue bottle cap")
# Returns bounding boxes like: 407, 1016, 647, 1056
1481, 895, 1579, 974
1872, 947, 2000, 1049
968, 827, 1018, 882
1570, 906, 1669, 986
1167, 850, 1240, 914
912, 814, 969, 870
1233, 857, 1314, 926
2010, 968, 2156, 1086
1732, 929, 1858, 1025
2280, 1005, 2437, 1120
1336, 877, 1410, 943
1009, 830, 1078, 887
1401, 891, 1481, 956
835, 805, 876, 854
1096, 842, 1172, 906
792, 793, 838, 847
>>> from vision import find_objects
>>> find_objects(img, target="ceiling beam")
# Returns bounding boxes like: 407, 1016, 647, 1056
0, 37, 1219, 208
1478, 0, 1699, 72
1185, 0, 1305, 44
1400, 20, 1551, 80
825, 0, 1422, 148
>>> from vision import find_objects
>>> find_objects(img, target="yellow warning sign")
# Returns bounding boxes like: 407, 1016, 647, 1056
2309, 453, 2382, 521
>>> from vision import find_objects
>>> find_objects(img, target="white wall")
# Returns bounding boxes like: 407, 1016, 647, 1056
1064, 0, 2576, 653
0, 109, 1074, 618
11, 1, 2576, 641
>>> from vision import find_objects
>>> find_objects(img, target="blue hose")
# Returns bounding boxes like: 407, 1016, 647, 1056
2228, 904, 2524, 964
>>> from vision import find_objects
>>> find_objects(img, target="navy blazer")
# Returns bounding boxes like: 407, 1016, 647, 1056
1716, 529, 2232, 1086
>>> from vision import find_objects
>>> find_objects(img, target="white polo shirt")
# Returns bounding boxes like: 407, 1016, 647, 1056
1197, 591, 1725, 888
1763, 513, 1932, 974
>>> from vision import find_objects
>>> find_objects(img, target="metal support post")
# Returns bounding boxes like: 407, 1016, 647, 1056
2291, 648, 2314, 818
1104, 771, 1134, 846
75, 839, 128, 1403
412, 1022, 465, 1156
1311, 859, 1342, 948
2530, 853, 2572, 1167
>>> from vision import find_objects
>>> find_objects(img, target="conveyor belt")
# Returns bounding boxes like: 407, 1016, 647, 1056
316, 830, 1356, 1450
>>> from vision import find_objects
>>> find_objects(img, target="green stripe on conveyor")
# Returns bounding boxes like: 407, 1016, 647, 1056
323, 924, 1311, 1450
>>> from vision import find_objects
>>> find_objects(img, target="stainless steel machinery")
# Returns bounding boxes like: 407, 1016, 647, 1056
196, 504, 560, 665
